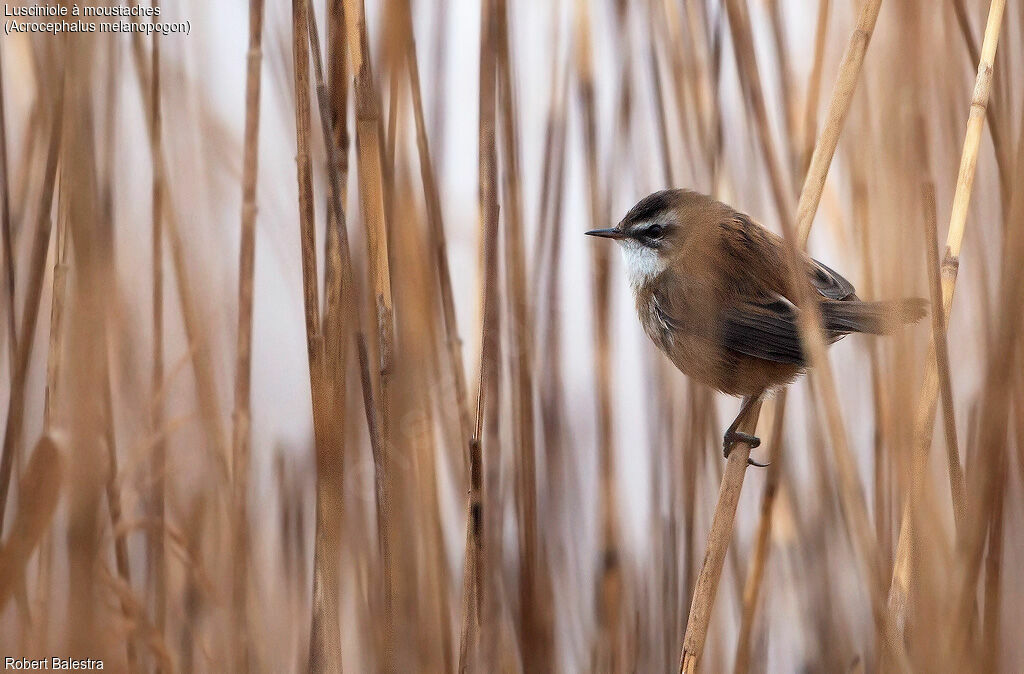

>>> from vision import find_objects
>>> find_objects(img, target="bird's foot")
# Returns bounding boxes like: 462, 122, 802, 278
723, 430, 768, 467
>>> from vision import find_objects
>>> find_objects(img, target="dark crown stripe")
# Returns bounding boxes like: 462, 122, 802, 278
621, 189, 679, 227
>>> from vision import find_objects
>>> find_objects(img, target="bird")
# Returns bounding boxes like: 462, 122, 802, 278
586, 189, 926, 466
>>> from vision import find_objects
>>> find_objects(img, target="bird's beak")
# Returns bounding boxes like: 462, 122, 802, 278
585, 228, 625, 240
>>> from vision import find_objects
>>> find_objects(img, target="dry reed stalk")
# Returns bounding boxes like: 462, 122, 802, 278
356, 330, 391, 668
32, 165, 71, 645
292, 1, 343, 670
574, 1, 624, 668
799, 0, 831, 177
663, 0, 714, 179
0, 84, 63, 531
148, 12, 168, 641
732, 394, 786, 674
681, 1, 893, 669
980, 447, 1006, 674
293, 0, 326, 661
778, 169, 909, 668
321, 8, 351, 566
9, 95, 39, 236
848, 172, 894, 568
680, 386, 707, 649
531, 20, 568, 296
322, 2, 358, 664
707, 9, 727, 191
230, 0, 265, 669
62, 35, 112, 657
24, 90, 65, 659
93, 54, 138, 658
340, 2, 399, 659
721, 0, 796, 226
886, 0, 1006, 631
947, 131, 1024, 669
653, 2, 700, 184
0, 435, 62, 610
679, 400, 761, 674
159, 215, 231, 472
340, 0, 395, 416
323, 0, 349, 374
384, 169, 453, 670
493, 1, 546, 667
458, 0, 499, 667
647, 35, 675, 187
98, 566, 174, 673
766, 0, 796, 175
1017, 372, 1024, 501
400, 0, 472, 459
123, 0, 230, 487
921, 182, 965, 530
44, 177, 70, 431
950, 0, 1011, 207
382, 68, 399, 237
532, 43, 570, 649
101, 333, 140, 671
308, 0, 389, 665
0, 44, 14, 379
795, 0, 881, 248
703, 400, 746, 600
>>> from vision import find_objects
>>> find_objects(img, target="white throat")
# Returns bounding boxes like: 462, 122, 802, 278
620, 239, 667, 289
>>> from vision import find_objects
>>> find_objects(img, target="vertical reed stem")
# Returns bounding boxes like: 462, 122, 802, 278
0, 44, 14, 378
680, 0, 890, 669
921, 181, 965, 530
230, 0, 265, 669
148, 6, 167, 641
887, 0, 1007, 631
293, 0, 342, 670
0, 86, 63, 532
459, 0, 498, 667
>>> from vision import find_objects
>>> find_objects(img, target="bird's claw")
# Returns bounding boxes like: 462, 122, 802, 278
723, 431, 768, 467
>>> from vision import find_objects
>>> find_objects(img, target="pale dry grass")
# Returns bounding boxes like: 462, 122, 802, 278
1, 1, 1022, 672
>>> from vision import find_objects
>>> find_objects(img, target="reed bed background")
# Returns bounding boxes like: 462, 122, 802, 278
1, 0, 1022, 671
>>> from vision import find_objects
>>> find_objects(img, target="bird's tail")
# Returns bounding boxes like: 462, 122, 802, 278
823, 298, 928, 336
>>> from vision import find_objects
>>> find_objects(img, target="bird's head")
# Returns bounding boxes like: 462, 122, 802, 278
586, 189, 697, 288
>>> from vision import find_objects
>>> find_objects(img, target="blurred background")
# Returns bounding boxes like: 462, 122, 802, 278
0, 0, 1022, 671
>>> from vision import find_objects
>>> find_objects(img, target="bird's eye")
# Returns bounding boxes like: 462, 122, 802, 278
645, 224, 666, 239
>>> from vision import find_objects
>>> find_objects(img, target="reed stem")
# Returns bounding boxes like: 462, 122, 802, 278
230, 0, 265, 669
680, 0, 893, 669
458, 0, 498, 667
886, 0, 1007, 632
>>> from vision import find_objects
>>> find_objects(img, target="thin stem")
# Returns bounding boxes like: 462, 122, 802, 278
230, 0, 265, 669
0, 42, 15, 381
680, 0, 895, 669
733, 394, 786, 674
292, 1, 341, 671
458, 0, 498, 667
887, 0, 1007, 632
148, 4, 167, 640
340, 2, 398, 659
799, 0, 831, 179
400, 0, 472, 462
0, 437, 63, 610
921, 181, 965, 531
679, 399, 761, 674
0, 84, 63, 533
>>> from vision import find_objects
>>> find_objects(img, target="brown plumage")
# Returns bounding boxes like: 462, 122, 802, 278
586, 189, 926, 462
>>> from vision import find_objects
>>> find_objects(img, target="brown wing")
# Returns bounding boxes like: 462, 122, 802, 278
713, 212, 859, 364
721, 297, 806, 365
